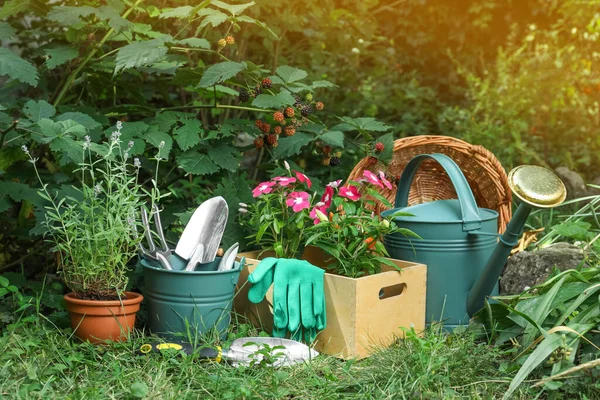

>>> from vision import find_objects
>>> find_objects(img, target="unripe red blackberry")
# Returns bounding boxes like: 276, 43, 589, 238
322, 145, 332, 155
261, 78, 272, 89
260, 123, 271, 134
284, 126, 296, 136
301, 105, 311, 117
255, 120, 263, 128
374, 142, 384, 153
315, 102, 324, 111
273, 111, 285, 124
329, 156, 340, 166
367, 156, 378, 166
239, 90, 250, 102
225, 35, 235, 45
266, 133, 278, 145
285, 107, 295, 118
274, 126, 282, 135
254, 137, 264, 149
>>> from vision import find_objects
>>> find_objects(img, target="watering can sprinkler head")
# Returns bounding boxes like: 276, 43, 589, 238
466, 165, 567, 317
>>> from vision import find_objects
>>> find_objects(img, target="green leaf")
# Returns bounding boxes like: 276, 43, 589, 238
174, 120, 202, 151
235, 15, 278, 39
551, 221, 591, 241
177, 151, 219, 175
198, 61, 245, 88
214, 85, 239, 96
47, 6, 96, 26
207, 142, 240, 171
55, 112, 101, 130
115, 39, 169, 74
44, 46, 79, 70
145, 130, 173, 159
0, 48, 39, 86
273, 132, 314, 159
0, 0, 49, 18
96, 5, 133, 32
338, 116, 392, 132
377, 132, 395, 163
159, 6, 194, 19
146, 5, 160, 17
130, 382, 148, 399
251, 92, 295, 109
24, 101, 56, 123
210, 0, 255, 16
197, 8, 229, 28
50, 137, 84, 165
318, 131, 344, 148
311, 80, 337, 89
0, 181, 38, 203
176, 38, 210, 49
0, 22, 16, 39
276, 65, 308, 84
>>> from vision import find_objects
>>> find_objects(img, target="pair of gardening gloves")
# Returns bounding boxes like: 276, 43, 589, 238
248, 258, 326, 343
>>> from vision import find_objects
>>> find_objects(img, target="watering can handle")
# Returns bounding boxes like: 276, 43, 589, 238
394, 153, 482, 232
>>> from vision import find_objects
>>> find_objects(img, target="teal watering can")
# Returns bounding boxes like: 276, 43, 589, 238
381, 153, 566, 329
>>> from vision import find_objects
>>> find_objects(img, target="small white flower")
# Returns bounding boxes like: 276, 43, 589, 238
358, 38, 365, 44
93, 184, 102, 196
123, 151, 129, 160
116, 121, 122, 130
128, 140, 134, 149
239, 202, 248, 208
133, 158, 141, 168
238, 208, 248, 214
21, 145, 29, 155
83, 135, 91, 150
159, 141, 165, 149
351, 47, 360, 54
284, 160, 290, 170
110, 131, 121, 142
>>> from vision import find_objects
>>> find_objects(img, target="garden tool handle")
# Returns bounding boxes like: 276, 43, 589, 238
394, 153, 482, 231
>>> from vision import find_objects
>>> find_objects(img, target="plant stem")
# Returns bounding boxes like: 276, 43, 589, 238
52, 0, 144, 107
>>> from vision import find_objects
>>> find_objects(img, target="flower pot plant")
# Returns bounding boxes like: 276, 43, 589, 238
24, 122, 162, 343
236, 164, 427, 358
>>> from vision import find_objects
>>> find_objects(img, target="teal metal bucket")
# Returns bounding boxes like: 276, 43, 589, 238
382, 154, 500, 329
141, 255, 242, 340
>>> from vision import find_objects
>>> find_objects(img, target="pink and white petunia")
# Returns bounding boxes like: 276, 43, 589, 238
252, 181, 276, 197
363, 170, 383, 188
309, 204, 328, 225
327, 179, 343, 188
321, 186, 334, 207
273, 176, 297, 187
379, 171, 393, 190
339, 185, 361, 201
286, 191, 311, 212
293, 171, 312, 189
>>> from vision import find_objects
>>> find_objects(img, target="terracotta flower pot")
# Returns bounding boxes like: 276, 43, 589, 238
64, 291, 143, 343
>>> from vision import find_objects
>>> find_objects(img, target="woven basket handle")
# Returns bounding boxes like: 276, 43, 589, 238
395, 153, 482, 232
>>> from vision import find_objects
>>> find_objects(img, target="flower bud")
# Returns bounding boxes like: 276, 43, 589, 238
381, 219, 390, 228
238, 208, 248, 214
239, 202, 248, 208
315, 209, 329, 223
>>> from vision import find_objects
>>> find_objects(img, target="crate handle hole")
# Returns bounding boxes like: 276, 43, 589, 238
378, 283, 406, 299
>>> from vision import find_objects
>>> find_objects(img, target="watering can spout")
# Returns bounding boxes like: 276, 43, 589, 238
466, 165, 567, 317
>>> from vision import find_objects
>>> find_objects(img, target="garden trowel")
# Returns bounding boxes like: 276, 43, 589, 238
137, 337, 318, 367
175, 197, 229, 263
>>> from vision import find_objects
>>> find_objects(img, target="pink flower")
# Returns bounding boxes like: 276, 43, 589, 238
252, 181, 276, 197
321, 186, 334, 207
327, 179, 343, 188
286, 191, 310, 212
309, 205, 328, 225
379, 171, 393, 190
363, 170, 383, 188
339, 185, 361, 201
273, 176, 297, 187
293, 171, 312, 189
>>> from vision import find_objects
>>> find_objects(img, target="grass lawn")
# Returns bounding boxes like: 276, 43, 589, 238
0, 316, 553, 400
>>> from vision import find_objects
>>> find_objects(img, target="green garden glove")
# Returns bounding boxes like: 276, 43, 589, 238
247, 258, 287, 338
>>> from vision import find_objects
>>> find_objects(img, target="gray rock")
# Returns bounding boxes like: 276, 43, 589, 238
500, 243, 588, 295
555, 167, 588, 200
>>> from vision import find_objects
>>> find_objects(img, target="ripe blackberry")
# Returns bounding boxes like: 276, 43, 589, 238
225, 35, 235, 45
322, 145, 332, 155
293, 95, 302, 107
301, 105, 311, 117
315, 102, 324, 111
261, 78, 272, 89
273, 111, 285, 124
266, 133, 278, 146
305, 93, 313, 102
374, 142, 384, 153
239, 90, 250, 102
284, 126, 296, 136
284, 107, 294, 118
260, 123, 271, 134
329, 156, 340, 166
217, 38, 226, 48
274, 126, 282, 135
254, 137, 264, 149
254, 85, 262, 96
321, 156, 332, 166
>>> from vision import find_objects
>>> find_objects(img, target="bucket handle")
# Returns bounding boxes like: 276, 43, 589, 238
394, 153, 482, 232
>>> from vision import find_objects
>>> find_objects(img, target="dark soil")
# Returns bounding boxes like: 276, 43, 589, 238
72, 292, 129, 301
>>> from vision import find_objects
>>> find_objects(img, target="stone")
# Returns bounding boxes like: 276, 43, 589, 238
555, 167, 588, 200
500, 243, 588, 295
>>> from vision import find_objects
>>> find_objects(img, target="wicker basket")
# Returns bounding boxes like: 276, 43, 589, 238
348, 135, 512, 233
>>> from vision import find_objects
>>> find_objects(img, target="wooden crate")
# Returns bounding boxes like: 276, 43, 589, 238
234, 247, 427, 359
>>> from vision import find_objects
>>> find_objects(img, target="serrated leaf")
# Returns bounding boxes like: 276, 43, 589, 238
273, 132, 314, 159
176, 38, 210, 49
0, 181, 38, 203
174, 120, 202, 151
96, 5, 133, 32
44, 46, 79, 69
159, 6, 194, 19
24, 100, 56, 123
197, 8, 229, 28
235, 15, 278, 39
0, 22, 16, 40
145, 130, 173, 159
339, 116, 391, 132
377, 132, 395, 163
214, 85, 239, 96
177, 151, 219, 175
318, 131, 344, 148
56, 112, 101, 130
198, 61, 245, 87
47, 6, 96, 26
276, 65, 308, 84
211, 0, 255, 16
207, 142, 240, 171
114, 39, 169, 74
252, 92, 295, 109
0, 48, 39, 86
0, 0, 49, 18
311, 80, 337, 89
50, 137, 84, 165
146, 5, 160, 17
